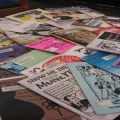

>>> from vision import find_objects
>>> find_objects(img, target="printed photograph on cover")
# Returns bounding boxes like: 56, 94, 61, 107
0, 61, 26, 75
50, 26, 98, 46
6, 9, 51, 23
18, 63, 114, 120
25, 37, 76, 53
0, 68, 17, 79
67, 62, 120, 114
0, 44, 29, 65
10, 50, 55, 68
81, 52, 120, 77
20, 46, 96, 76
0, 75, 82, 120
86, 31, 120, 54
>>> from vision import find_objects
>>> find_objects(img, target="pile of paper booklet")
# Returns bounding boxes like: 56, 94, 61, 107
1, 5, 120, 120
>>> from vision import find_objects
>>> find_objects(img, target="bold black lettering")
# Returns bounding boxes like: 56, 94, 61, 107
36, 82, 48, 89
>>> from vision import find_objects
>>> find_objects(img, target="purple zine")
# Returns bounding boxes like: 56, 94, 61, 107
111, 57, 120, 68
0, 44, 29, 65
25, 37, 76, 53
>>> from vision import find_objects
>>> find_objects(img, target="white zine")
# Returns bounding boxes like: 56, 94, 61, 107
19, 63, 112, 120
10, 20, 62, 36
20, 46, 97, 76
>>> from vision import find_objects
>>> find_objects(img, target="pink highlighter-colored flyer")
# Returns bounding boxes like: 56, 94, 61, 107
25, 37, 76, 53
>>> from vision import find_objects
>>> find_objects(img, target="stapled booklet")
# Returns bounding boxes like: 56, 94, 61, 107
67, 62, 120, 114
86, 31, 120, 54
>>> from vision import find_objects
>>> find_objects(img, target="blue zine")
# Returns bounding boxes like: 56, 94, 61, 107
67, 62, 120, 114
81, 51, 120, 76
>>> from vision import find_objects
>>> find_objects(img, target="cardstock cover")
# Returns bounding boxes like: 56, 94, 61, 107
25, 37, 75, 53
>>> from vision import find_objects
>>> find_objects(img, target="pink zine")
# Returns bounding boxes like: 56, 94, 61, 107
25, 37, 76, 53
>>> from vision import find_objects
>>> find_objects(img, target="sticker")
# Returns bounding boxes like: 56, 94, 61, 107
16, 56, 34, 65
102, 54, 118, 60
90, 69, 105, 73
93, 100, 113, 108
16, 35, 40, 41
53, 39, 62, 43
105, 41, 114, 46
2, 85, 25, 92
46, 47, 58, 52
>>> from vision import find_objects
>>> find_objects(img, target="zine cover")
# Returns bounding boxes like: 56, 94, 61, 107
6, 9, 50, 23
72, 17, 107, 28
102, 16, 120, 26
0, 61, 26, 75
10, 50, 55, 68
45, 6, 105, 18
0, 18, 22, 38
0, 30, 16, 47
20, 46, 97, 76
50, 26, 98, 46
0, 76, 83, 120
25, 37, 75, 53
93, 26, 120, 34
86, 31, 120, 54
0, 68, 17, 79
0, 44, 29, 65
81, 52, 120, 76
42, 12, 90, 22
18, 63, 111, 120
11, 21, 62, 36
111, 57, 120, 68
67, 62, 120, 114
11, 34, 45, 47
0, 19, 45, 47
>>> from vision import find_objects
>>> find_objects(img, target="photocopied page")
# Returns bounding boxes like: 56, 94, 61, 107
19, 63, 112, 120
67, 62, 120, 115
